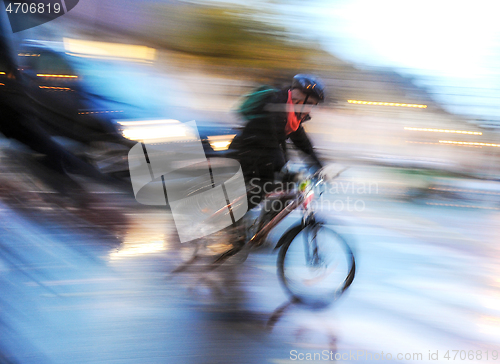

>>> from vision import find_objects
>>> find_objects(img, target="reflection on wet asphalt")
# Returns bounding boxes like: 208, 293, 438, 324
1, 167, 500, 363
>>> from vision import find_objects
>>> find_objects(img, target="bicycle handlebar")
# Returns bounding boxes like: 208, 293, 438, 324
306, 165, 349, 191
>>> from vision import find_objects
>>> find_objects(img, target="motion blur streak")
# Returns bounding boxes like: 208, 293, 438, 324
406, 141, 483, 148
426, 202, 500, 210
2, 1, 500, 363
348, 100, 428, 108
117, 119, 198, 142
404, 127, 482, 135
207, 135, 237, 151
39, 86, 72, 90
109, 233, 167, 260
439, 140, 500, 147
36, 74, 78, 78
63, 38, 157, 62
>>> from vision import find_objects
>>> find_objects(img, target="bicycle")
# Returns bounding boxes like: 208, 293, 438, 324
172, 166, 356, 309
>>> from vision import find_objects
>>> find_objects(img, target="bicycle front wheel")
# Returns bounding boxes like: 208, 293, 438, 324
277, 223, 355, 308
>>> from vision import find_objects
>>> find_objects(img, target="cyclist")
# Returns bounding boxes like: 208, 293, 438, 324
230, 74, 326, 209
171, 75, 328, 312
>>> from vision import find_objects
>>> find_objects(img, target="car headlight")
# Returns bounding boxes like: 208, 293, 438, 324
207, 134, 236, 151
116, 119, 198, 143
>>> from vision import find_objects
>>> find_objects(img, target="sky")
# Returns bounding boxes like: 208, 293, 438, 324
311, 0, 499, 76
202, 0, 500, 124
296, 0, 500, 124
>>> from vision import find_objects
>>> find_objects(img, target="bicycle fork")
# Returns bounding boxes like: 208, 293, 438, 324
304, 224, 321, 267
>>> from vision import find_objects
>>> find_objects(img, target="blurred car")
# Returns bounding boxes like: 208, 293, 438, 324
15, 39, 239, 175
17, 40, 128, 146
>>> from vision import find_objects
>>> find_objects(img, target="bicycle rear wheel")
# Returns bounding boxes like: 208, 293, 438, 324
277, 222, 355, 308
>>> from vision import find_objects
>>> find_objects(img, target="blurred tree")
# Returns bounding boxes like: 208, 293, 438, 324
148, 2, 338, 74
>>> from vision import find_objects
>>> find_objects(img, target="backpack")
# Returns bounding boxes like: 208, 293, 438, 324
237, 85, 278, 121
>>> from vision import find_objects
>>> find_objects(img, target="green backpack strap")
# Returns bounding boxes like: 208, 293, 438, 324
238, 85, 278, 120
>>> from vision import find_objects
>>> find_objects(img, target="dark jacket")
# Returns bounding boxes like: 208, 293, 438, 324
230, 88, 322, 179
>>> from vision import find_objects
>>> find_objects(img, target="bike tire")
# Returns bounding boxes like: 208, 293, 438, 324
277, 222, 355, 308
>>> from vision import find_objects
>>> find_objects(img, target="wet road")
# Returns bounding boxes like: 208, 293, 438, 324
1, 165, 500, 364
3, 14, 500, 364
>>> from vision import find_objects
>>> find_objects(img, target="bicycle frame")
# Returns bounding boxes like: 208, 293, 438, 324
171, 166, 355, 307
248, 190, 303, 247
212, 173, 325, 266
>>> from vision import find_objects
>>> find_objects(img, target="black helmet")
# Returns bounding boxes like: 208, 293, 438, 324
292, 74, 325, 103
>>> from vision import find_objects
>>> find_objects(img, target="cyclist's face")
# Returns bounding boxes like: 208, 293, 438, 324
291, 89, 319, 119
